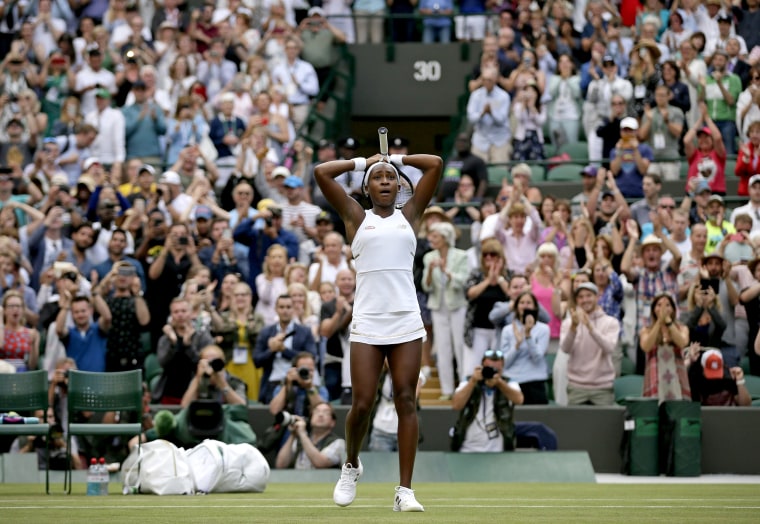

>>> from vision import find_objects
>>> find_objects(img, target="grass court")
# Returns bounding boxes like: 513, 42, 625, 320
1, 482, 758, 523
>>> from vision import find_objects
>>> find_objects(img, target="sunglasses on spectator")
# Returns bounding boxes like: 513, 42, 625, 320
482, 251, 500, 258
483, 350, 504, 360
659, 204, 675, 209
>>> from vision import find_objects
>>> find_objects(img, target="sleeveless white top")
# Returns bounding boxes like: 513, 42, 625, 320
350, 209, 424, 344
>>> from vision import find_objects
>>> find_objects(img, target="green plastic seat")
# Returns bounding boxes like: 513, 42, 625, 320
487, 165, 510, 185
743, 375, 760, 400
65, 370, 143, 494
558, 141, 589, 163
620, 355, 636, 376
614, 375, 645, 405
0, 370, 51, 493
546, 164, 586, 182
143, 353, 162, 385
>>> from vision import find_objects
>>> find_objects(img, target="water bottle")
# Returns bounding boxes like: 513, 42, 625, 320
86, 458, 100, 496
99, 457, 109, 496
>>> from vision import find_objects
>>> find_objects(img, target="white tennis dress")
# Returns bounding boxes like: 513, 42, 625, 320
350, 209, 426, 345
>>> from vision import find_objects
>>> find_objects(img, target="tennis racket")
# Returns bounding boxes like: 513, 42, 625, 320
378, 127, 414, 208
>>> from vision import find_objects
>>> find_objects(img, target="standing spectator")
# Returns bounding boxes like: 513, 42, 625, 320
462, 239, 510, 376
677, 39, 707, 127
254, 244, 289, 325
74, 46, 116, 116
627, 40, 661, 118
320, 270, 355, 402
660, 60, 691, 117
323, 0, 355, 44
165, 97, 207, 166
684, 102, 727, 195
454, 0, 486, 42
735, 124, 760, 199
595, 94, 631, 168
196, 38, 236, 101
493, 193, 542, 274
501, 291, 550, 405
560, 282, 620, 405
27, 207, 73, 291
387, 0, 416, 42
85, 89, 125, 182
53, 124, 98, 186
270, 36, 319, 131
610, 117, 654, 199
546, 54, 583, 147
736, 66, 760, 143
511, 84, 546, 161
639, 293, 691, 402
153, 297, 214, 404
281, 175, 321, 248
95, 263, 150, 372
584, 54, 634, 163
122, 81, 167, 165
420, 0, 453, 43
466, 67, 512, 164
684, 278, 725, 350
297, 8, 347, 94
702, 50, 743, 155
639, 85, 685, 181
308, 232, 351, 290
209, 93, 246, 176
254, 294, 317, 404
55, 293, 111, 373
353, 0, 386, 44
422, 222, 468, 400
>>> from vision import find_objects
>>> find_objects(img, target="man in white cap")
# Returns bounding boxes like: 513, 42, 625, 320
610, 116, 654, 199
621, 218, 682, 373
560, 282, 620, 406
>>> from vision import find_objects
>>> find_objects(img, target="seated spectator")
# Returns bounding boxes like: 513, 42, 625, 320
560, 283, 620, 406
55, 293, 111, 373
500, 292, 550, 405
275, 401, 344, 469
688, 348, 751, 406
180, 344, 247, 408
368, 362, 425, 452
0, 291, 39, 371
254, 294, 318, 404
450, 350, 524, 452
153, 297, 214, 404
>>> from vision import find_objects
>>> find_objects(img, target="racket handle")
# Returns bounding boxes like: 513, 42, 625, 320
378, 127, 388, 157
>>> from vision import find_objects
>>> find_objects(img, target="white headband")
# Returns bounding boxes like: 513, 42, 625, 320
361, 160, 400, 195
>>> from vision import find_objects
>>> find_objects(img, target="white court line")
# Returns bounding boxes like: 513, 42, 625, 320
4, 504, 760, 510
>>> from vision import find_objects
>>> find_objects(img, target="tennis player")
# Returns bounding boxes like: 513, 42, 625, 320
315, 149, 442, 512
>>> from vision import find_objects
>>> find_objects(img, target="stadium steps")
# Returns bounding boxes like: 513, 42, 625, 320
419, 367, 452, 407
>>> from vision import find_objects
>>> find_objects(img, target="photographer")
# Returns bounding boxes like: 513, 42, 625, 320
180, 345, 246, 408
559, 283, 620, 406
275, 402, 345, 470
269, 352, 328, 419
450, 350, 524, 453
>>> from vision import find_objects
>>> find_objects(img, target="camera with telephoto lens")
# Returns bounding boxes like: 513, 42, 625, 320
204, 358, 225, 377
481, 366, 497, 380
274, 410, 296, 427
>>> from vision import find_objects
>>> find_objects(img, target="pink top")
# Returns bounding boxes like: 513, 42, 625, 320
531, 276, 560, 338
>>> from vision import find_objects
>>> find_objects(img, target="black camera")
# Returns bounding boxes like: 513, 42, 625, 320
62, 370, 69, 378
481, 366, 497, 380
178, 236, 189, 245
204, 358, 225, 377
297, 367, 311, 380
522, 308, 538, 324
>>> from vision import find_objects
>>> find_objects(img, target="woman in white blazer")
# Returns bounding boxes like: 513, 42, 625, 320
422, 221, 469, 399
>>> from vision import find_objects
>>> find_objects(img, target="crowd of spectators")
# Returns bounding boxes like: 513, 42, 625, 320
1, 0, 760, 464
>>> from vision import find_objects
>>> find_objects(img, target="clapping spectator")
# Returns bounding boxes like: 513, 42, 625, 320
546, 54, 582, 147
466, 66, 512, 164
422, 222, 469, 400
736, 66, 760, 143
501, 292, 550, 404
511, 84, 546, 161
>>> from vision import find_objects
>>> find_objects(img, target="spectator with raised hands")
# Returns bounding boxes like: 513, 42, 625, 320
55, 292, 111, 373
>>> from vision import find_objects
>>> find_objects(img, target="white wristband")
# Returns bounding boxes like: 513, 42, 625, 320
352, 157, 367, 171
389, 154, 405, 167
736, 379, 745, 386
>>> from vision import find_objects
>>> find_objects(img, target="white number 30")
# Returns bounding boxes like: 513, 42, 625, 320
413, 60, 441, 82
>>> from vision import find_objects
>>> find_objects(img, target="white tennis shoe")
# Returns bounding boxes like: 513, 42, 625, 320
333, 460, 363, 507
393, 486, 424, 512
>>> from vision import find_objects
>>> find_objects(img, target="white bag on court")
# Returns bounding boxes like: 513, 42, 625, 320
185, 440, 225, 493
122, 440, 194, 495
213, 442, 270, 493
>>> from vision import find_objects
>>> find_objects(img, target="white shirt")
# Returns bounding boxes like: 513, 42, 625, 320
89, 223, 135, 265
270, 59, 319, 105
730, 202, 760, 234
308, 256, 351, 287
281, 200, 321, 242
466, 85, 512, 150
75, 67, 116, 115
85, 106, 126, 164
124, 89, 172, 115
455, 379, 521, 453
